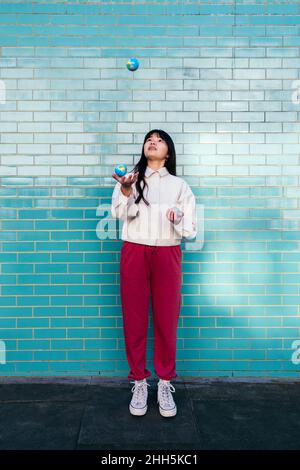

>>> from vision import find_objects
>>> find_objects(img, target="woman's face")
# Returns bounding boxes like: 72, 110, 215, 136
143, 133, 169, 163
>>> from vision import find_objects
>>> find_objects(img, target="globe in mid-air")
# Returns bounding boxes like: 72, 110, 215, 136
126, 58, 139, 71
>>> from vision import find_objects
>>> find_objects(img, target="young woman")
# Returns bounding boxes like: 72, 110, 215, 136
111, 129, 197, 418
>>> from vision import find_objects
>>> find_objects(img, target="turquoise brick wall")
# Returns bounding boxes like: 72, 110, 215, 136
0, 0, 300, 377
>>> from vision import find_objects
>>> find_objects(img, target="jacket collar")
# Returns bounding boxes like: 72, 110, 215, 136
145, 165, 169, 178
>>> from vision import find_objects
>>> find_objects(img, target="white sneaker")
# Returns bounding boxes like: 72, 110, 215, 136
157, 379, 177, 417
129, 378, 150, 416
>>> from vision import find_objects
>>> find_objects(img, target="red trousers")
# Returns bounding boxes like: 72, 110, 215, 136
120, 241, 182, 381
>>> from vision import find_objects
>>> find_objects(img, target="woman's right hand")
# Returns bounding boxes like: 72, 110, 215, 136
112, 171, 139, 188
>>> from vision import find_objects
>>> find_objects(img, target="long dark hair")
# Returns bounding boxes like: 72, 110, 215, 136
131, 129, 177, 206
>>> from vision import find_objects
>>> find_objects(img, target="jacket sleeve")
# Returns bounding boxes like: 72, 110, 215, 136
172, 181, 197, 240
110, 181, 139, 221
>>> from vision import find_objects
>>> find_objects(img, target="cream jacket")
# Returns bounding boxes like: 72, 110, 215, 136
111, 165, 197, 246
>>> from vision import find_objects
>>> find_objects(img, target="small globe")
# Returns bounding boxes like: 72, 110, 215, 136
114, 164, 127, 177
126, 58, 139, 72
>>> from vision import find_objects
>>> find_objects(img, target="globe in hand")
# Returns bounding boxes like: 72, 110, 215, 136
174, 207, 184, 218
114, 164, 127, 177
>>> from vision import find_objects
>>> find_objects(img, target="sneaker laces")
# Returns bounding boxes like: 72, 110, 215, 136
130, 379, 150, 405
158, 380, 176, 407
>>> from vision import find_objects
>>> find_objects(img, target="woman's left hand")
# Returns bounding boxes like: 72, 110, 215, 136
166, 207, 184, 224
